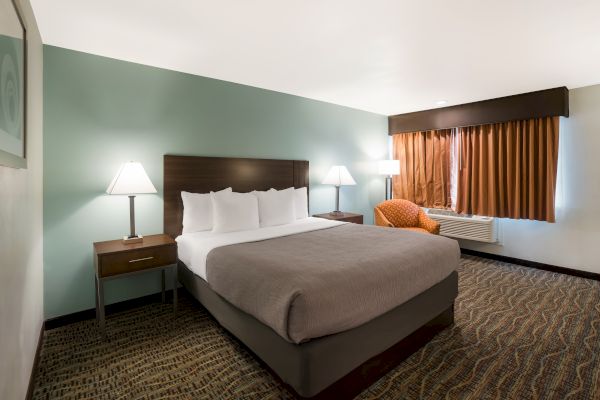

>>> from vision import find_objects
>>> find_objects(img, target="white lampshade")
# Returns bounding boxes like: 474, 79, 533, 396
322, 166, 356, 186
106, 162, 157, 195
378, 160, 400, 176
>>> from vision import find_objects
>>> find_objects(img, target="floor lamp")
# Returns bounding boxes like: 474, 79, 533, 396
378, 160, 399, 200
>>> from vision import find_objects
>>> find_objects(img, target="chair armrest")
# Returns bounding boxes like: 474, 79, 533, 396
418, 210, 440, 234
374, 207, 394, 227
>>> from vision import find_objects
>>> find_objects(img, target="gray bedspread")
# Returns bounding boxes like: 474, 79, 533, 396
206, 223, 460, 344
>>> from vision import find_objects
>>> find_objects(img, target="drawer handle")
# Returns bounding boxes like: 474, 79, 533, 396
129, 256, 154, 263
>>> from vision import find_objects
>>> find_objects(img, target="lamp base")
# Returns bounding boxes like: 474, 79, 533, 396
122, 235, 143, 244
329, 211, 344, 216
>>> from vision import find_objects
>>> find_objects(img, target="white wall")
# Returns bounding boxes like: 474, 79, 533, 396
0, 0, 44, 398
460, 84, 600, 274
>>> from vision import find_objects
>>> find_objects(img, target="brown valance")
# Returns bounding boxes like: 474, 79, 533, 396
392, 129, 453, 209
388, 87, 568, 135
455, 117, 559, 222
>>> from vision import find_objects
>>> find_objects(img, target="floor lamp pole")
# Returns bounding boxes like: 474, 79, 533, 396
385, 176, 392, 200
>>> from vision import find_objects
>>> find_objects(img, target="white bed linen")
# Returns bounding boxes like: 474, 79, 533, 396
176, 217, 345, 280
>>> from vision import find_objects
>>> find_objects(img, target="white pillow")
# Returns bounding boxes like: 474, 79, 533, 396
294, 187, 309, 219
255, 187, 296, 227
211, 190, 260, 233
181, 187, 232, 234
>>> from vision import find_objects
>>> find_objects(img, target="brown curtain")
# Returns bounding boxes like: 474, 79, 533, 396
456, 116, 559, 222
392, 129, 453, 208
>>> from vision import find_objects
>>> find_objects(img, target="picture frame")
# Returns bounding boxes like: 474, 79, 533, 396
0, 0, 27, 169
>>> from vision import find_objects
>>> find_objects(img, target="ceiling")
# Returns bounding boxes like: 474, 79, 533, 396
31, 0, 600, 115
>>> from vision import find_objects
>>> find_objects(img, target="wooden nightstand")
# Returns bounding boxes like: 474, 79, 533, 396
313, 212, 364, 224
93, 234, 177, 338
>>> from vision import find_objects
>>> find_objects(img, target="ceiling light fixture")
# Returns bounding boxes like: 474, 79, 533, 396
435, 100, 448, 106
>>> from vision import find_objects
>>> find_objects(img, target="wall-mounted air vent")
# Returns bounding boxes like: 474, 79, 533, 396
426, 209, 497, 243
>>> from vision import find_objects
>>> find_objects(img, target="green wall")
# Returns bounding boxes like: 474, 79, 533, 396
43, 45, 388, 319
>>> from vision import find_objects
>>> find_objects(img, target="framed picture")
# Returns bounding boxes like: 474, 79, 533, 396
0, 0, 27, 169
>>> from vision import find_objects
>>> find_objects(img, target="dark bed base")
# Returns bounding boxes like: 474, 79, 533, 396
307, 305, 454, 400
178, 261, 457, 399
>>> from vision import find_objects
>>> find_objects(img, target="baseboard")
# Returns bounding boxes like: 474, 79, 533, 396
25, 323, 44, 400
461, 248, 600, 281
44, 289, 177, 330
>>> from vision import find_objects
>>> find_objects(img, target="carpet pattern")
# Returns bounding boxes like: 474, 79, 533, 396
33, 256, 600, 399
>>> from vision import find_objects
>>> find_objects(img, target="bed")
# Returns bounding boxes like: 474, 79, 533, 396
164, 155, 459, 399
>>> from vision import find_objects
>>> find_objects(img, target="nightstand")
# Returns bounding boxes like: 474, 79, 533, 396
93, 234, 177, 338
313, 212, 364, 224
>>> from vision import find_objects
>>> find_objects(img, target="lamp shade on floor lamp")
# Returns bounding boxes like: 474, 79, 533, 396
378, 160, 399, 200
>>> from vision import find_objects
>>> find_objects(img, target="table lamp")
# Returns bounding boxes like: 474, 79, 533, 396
322, 165, 356, 215
106, 161, 157, 244
378, 160, 399, 200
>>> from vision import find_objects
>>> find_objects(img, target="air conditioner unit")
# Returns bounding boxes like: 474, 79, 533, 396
425, 208, 497, 243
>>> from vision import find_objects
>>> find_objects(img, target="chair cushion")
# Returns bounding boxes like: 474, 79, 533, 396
400, 227, 430, 234
376, 199, 420, 228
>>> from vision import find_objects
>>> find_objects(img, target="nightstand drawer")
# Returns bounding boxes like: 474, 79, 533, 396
342, 215, 363, 224
99, 245, 177, 277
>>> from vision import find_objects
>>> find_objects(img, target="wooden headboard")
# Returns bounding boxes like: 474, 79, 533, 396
163, 155, 309, 238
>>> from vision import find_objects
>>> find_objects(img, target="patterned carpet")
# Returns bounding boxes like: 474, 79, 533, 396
33, 256, 600, 399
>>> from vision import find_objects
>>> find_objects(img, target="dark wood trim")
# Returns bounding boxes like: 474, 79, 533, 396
461, 248, 600, 281
44, 290, 177, 330
25, 323, 44, 400
164, 155, 310, 238
389, 87, 569, 135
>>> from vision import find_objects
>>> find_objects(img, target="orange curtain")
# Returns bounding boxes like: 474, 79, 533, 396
392, 129, 453, 208
456, 116, 559, 222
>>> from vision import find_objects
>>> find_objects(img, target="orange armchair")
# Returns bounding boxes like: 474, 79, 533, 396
374, 199, 440, 234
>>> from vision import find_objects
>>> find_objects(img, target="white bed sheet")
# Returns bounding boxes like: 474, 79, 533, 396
176, 217, 346, 280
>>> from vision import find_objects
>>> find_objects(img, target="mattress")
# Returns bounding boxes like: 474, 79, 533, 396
178, 220, 460, 343
176, 217, 345, 279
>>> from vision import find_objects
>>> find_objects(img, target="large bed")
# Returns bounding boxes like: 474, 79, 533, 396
164, 155, 460, 399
